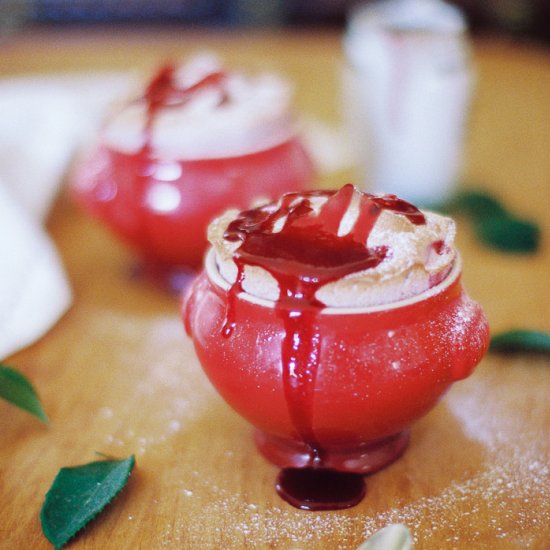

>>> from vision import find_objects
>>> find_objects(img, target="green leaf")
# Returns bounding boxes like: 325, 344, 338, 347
442, 189, 508, 218
358, 524, 413, 550
490, 330, 550, 354
41, 455, 136, 549
0, 363, 49, 423
474, 216, 540, 253
438, 189, 541, 253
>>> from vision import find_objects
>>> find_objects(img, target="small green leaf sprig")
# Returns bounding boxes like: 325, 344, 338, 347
440, 189, 540, 253
41, 455, 136, 549
490, 329, 550, 354
0, 363, 48, 423
0, 363, 135, 548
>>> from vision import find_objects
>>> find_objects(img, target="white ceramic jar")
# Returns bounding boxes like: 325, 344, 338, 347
343, 0, 474, 205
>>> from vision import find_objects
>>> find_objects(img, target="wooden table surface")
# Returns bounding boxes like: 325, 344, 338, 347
1, 27, 549, 550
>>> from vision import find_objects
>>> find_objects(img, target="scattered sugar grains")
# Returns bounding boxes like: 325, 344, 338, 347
83, 308, 547, 547
161, 461, 548, 549
84, 308, 217, 455
159, 363, 547, 549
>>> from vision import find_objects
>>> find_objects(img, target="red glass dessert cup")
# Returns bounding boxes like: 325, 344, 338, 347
70, 62, 314, 289
72, 139, 313, 272
184, 249, 489, 475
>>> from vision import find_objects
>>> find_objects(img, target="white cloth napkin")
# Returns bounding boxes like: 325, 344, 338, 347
0, 181, 72, 359
0, 72, 132, 360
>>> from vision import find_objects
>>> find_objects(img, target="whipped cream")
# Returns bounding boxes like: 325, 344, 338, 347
208, 186, 456, 308
101, 53, 297, 160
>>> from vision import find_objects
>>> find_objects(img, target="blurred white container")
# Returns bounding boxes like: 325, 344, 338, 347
343, 0, 474, 205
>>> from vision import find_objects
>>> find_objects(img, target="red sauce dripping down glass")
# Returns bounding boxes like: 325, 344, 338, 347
142, 64, 228, 146
222, 184, 426, 510
124, 65, 229, 286
73, 63, 315, 287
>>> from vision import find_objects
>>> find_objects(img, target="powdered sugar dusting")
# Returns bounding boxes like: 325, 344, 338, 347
81, 308, 217, 456
359, 462, 549, 547
150, 355, 548, 549
449, 293, 479, 339
152, 450, 548, 548
73, 304, 545, 547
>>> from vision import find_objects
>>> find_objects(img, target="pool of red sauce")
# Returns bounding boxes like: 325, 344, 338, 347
221, 184, 430, 510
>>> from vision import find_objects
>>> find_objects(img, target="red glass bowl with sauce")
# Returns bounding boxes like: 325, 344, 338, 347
185, 248, 488, 471
71, 60, 314, 287
183, 185, 489, 509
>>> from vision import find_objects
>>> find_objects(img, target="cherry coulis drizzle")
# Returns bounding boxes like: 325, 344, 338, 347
126, 63, 229, 170
222, 184, 426, 510
141, 64, 228, 146
121, 65, 228, 282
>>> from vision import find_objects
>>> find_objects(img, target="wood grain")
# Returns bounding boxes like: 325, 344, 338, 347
1, 28, 549, 549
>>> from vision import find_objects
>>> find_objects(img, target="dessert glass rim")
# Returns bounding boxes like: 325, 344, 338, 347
205, 248, 462, 315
